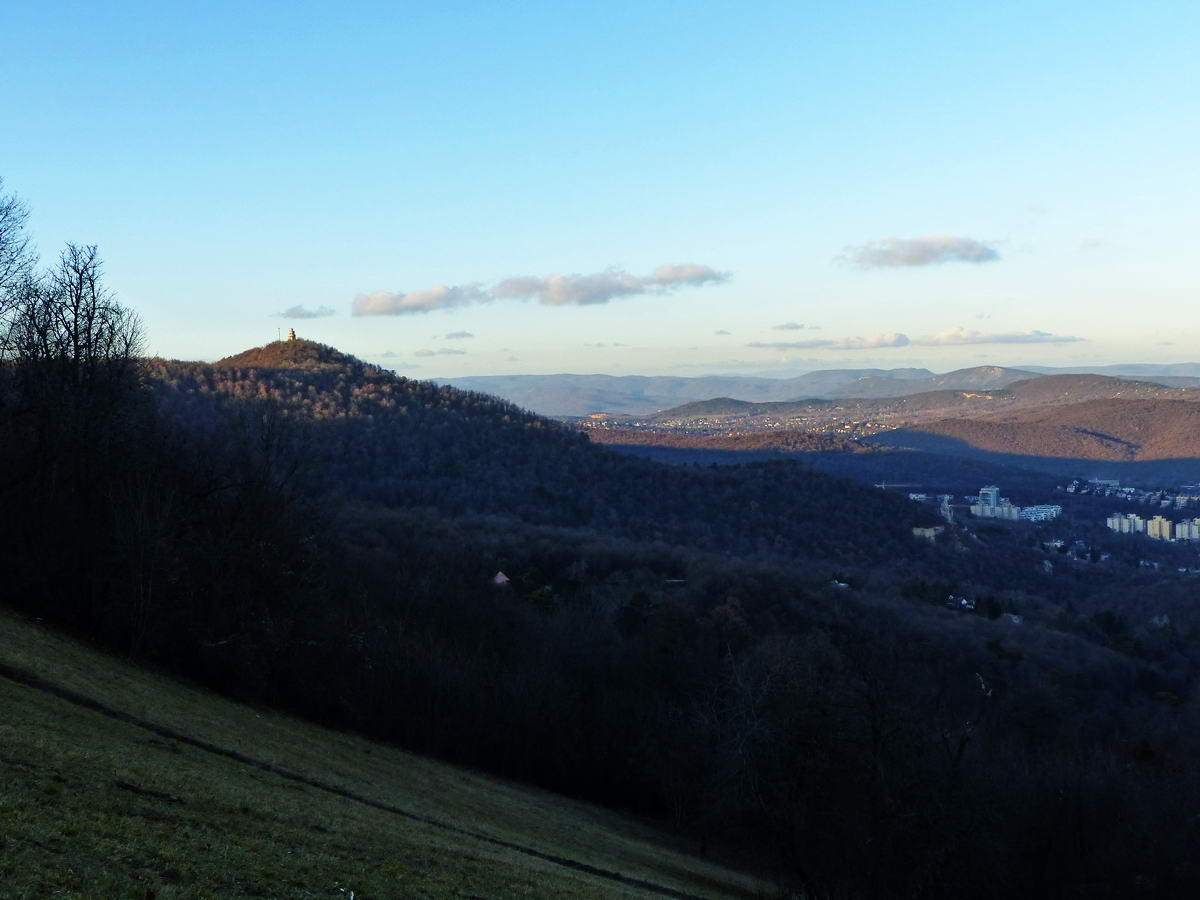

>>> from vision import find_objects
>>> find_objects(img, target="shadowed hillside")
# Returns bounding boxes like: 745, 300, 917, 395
148, 340, 938, 563
0, 608, 768, 899
872, 398, 1200, 466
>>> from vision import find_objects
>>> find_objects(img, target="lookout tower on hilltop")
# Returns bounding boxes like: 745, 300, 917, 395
286, 327, 296, 341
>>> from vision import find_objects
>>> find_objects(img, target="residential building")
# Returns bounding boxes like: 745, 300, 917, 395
1106, 513, 1145, 534
1175, 519, 1200, 541
1147, 516, 1173, 540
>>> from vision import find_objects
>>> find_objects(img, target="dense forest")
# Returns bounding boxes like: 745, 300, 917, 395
4, 185, 1200, 898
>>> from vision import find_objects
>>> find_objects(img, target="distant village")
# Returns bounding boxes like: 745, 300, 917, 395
904, 478, 1200, 544
907, 484, 1062, 523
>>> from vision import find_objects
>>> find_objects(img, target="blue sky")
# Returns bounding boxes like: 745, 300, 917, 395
3, 1, 1196, 376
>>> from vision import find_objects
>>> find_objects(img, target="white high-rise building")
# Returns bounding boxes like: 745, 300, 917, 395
1175, 519, 1200, 541
1106, 513, 1145, 534
979, 485, 1001, 509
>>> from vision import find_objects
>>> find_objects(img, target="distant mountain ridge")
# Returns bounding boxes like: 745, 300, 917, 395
439, 368, 934, 416
439, 363, 1200, 416
649, 373, 1200, 428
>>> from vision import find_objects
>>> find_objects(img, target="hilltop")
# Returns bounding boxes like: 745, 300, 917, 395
215, 338, 367, 371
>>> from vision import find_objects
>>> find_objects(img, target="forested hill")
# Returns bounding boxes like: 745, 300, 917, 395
874, 398, 1200, 463
149, 340, 937, 562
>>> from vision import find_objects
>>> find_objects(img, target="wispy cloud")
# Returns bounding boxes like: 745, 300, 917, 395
492, 263, 728, 306
841, 235, 999, 269
443, 330, 475, 339
827, 332, 911, 350
353, 284, 488, 316
749, 332, 911, 351
771, 321, 818, 331
914, 327, 1083, 346
414, 347, 467, 357
275, 304, 336, 319
354, 263, 728, 316
748, 340, 833, 350
714, 329, 732, 335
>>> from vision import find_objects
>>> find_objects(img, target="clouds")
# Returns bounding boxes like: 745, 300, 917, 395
275, 304, 336, 319
747, 326, 1081, 352
748, 332, 910, 351
772, 321, 819, 331
414, 347, 467, 357
748, 340, 835, 350
714, 329, 732, 335
492, 263, 729, 307
355, 263, 728, 315
442, 330, 475, 339
827, 332, 911, 350
352, 284, 488, 316
913, 327, 1083, 346
841, 235, 1000, 268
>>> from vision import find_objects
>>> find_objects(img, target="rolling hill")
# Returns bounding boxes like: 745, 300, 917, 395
827, 365, 1039, 399
147, 340, 940, 563
873, 398, 1200, 463
0, 607, 767, 899
646, 374, 1200, 431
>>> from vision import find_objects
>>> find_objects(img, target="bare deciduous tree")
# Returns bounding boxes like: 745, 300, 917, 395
0, 178, 36, 358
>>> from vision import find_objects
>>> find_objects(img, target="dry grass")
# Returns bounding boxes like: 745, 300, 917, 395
0, 609, 775, 899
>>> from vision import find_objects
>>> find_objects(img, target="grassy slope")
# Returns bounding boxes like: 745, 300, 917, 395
0, 609, 772, 899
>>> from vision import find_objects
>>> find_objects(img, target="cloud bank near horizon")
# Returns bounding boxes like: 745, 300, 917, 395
749, 327, 1081, 352
749, 332, 911, 351
841, 235, 1000, 268
353, 263, 729, 316
913, 327, 1083, 346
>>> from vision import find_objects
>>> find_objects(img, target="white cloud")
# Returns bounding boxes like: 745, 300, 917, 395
914, 327, 1083, 346
714, 329, 732, 335
414, 347, 467, 357
748, 332, 910, 351
352, 284, 488, 316
443, 330, 475, 339
493, 263, 728, 306
275, 304, 336, 319
748, 340, 833, 350
826, 332, 911, 350
771, 321, 818, 331
355, 263, 728, 315
841, 235, 999, 268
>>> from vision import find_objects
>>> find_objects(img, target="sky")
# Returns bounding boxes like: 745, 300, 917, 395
2, 1, 1197, 378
